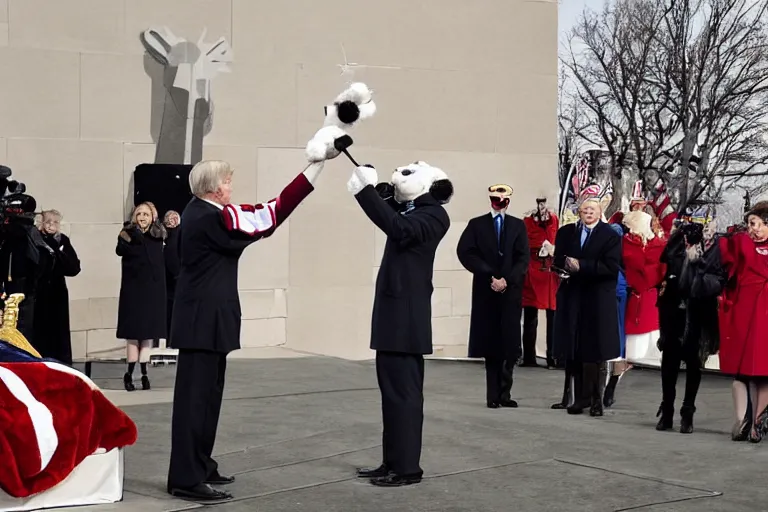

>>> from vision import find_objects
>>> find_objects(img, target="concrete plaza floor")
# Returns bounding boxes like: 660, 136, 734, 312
83, 349, 766, 511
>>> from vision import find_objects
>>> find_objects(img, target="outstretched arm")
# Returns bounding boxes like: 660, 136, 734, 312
221, 169, 315, 239
354, 185, 448, 247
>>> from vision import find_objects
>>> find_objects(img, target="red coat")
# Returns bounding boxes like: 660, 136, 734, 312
522, 213, 559, 310
718, 233, 768, 376
622, 234, 666, 335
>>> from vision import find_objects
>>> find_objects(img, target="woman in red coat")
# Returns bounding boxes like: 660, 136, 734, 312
522, 201, 559, 368
719, 201, 768, 442
622, 211, 666, 362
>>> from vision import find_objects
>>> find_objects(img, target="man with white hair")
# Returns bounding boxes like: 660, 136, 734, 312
166, 157, 326, 502
551, 190, 622, 417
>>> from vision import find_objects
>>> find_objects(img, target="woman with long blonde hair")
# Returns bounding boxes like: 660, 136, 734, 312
116, 202, 167, 391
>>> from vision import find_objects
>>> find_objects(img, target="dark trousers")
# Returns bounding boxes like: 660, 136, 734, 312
522, 307, 555, 364
376, 351, 425, 477
167, 349, 227, 489
485, 357, 515, 402
660, 341, 702, 409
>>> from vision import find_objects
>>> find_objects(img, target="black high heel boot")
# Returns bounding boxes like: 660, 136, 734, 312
589, 363, 605, 417
679, 405, 695, 434
603, 375, 619, 408
655, 402, 674, 431
124, 372, 136, 392
551, 368, 571, 409
567, 368, 589, 415
141, 375, 151, 390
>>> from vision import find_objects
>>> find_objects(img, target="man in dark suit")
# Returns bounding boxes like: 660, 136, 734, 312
346, 161, 453, 488
456, 184, 530, 408
166, 158, 324, 501
551, 194, 622, 417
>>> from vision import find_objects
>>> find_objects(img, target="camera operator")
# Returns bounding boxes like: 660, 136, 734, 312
0, 165, 53, 345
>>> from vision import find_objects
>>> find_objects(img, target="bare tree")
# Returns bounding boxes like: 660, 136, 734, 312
562, 0, 674, 215
562, 0, 768, 214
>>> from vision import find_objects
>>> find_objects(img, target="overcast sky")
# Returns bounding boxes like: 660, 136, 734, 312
559, 0, 606, 36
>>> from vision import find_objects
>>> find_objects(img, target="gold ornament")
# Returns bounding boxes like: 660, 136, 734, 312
0, 293, 41, 358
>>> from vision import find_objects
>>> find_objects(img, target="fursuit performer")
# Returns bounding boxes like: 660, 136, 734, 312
348, 160, 453, 487
166, 84, 371, 502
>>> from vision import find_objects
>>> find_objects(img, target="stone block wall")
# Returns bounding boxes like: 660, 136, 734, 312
0, 0, 558, 360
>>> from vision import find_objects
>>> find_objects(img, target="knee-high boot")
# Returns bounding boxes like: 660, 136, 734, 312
590, 363, 606, 417
551, 366, 571, 409
567, 365, 589, 415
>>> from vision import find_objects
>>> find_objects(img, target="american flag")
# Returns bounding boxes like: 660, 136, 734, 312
0, 341, 137, 498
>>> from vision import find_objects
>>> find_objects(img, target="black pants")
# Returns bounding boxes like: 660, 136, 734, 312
522, 307, 555, 364
485, 357, 515, 402
376, 351, 425, 477
167, 349, 227, 489
660, 341, 702, 409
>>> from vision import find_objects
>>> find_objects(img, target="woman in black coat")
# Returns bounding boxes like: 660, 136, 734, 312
116, 202, 167, 391
33, 209, 81, 365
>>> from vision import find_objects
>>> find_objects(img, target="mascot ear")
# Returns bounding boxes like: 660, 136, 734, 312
430, 179, 454, 205
375, 182, 395, 201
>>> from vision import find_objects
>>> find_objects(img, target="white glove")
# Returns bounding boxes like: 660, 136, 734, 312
305, 125, 346, 163
539, 240, 555, 258
347, 165, 378, 195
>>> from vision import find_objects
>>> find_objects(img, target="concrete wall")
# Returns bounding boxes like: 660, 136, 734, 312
0, 0, 559, 360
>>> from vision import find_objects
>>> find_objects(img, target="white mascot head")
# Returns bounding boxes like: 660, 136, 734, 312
348, 160, 454, 205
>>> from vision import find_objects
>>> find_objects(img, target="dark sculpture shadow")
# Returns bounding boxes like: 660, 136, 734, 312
142, 51, 213, 165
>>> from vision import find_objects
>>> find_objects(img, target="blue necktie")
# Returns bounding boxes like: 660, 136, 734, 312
494, 214, 503, 246
581, 226, 592, 248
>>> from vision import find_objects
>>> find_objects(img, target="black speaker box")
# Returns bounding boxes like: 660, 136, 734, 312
133, 163, 194, 219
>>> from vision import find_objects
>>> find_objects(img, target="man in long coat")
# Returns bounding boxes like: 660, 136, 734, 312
166, 157, 325, 501
552, 193, 621, 417
521, 197, 559, 368
457, 184, 530, 408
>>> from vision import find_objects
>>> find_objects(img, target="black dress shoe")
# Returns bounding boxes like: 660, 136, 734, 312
589, 401, 603, 417
499, 399, 518, 408
551, 401, 568, 409
566, 403, 586, 415
487, 401, 500, 409
205, 472, 235, 485
356, 464, 389, 478
369, 473, 422, 487
168, 483, 233, 501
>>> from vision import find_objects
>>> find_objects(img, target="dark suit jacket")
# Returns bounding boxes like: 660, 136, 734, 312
456, 213, 530, 359
171, 172, 313, 353
552, 221, 621, 362
357, 186, 450, 355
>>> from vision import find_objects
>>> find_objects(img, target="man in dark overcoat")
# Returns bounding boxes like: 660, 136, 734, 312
552, 194, 622, 417
346, 161, 452, 488
456, 184, 530, 408
166, 157, 325, 501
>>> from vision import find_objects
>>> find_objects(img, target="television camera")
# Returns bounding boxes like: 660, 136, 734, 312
0, 165, 36, 231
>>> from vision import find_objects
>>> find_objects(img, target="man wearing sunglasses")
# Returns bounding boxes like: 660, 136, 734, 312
457, 184, 530, 408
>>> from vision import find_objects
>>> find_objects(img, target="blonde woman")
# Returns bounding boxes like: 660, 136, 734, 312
116, 202, 167, 391
33, 209, 81, 364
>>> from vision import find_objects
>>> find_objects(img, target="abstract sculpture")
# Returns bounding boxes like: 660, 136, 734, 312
141, 27, 233, 165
